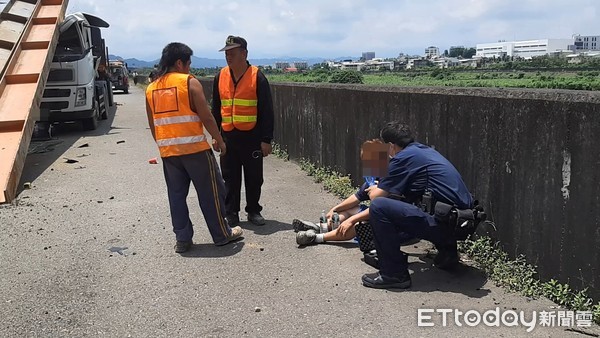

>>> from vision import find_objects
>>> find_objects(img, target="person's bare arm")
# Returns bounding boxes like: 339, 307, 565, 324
145, 99, 156, 141
327, 194, 361, 220
188, 77, 226, 155
337, 208, 371, 237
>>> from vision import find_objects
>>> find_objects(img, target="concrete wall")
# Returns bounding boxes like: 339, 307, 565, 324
200, 78, 600, 300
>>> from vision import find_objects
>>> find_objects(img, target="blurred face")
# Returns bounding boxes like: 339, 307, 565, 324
225, 47, 247, 67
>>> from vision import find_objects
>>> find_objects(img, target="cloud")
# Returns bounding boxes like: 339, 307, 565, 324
65, 0, 600, 60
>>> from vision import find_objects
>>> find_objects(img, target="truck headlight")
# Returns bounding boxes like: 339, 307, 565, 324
75, 87, 87, 107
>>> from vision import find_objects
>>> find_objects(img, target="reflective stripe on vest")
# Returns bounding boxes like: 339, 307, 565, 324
218, 65, 259, 131
156, 135, 206, 147
145, 73, 211, 157
221, 98, 258, 107
233, 115, 256, 122
154, 115, 200, 126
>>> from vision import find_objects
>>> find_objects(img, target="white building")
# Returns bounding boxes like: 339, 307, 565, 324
425, 46, 439, 58
475, 39, 574, 59
574, 35, 600, 51
432, 57, 461, 68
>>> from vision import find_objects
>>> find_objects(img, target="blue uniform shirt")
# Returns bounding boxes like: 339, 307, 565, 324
355, 181, 372, 202
378, 142, 473, 209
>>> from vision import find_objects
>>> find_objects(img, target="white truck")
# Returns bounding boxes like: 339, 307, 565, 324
39, 12, 112, 131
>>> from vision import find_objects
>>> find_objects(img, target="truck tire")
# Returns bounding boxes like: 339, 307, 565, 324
82, 102, 99, 131
101, 90, 110, 120
96, 83, 108, 120
107, 82, 114, 107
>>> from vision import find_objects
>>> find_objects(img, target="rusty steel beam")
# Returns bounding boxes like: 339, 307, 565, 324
0, 0, 68, 203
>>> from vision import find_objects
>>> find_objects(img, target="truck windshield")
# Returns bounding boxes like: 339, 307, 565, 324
53, 23, 85, 62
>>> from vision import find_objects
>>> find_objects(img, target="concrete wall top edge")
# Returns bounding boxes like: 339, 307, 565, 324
271, 82, 600, 104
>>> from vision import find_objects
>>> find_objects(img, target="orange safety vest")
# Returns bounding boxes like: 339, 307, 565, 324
146, 73, 211, 158
218, 65, 259, 131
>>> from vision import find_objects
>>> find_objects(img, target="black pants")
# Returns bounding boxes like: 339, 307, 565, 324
220, 136, 264, 215
369, 198, 456, 276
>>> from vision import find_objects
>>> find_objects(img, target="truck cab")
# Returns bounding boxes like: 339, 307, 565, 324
40, 13, 111, 131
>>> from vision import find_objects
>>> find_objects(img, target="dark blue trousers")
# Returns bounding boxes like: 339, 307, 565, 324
162, 150, 232, 244
369, 197, 456, 276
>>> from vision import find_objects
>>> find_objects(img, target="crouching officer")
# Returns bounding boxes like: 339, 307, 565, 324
362, 121, 475, 289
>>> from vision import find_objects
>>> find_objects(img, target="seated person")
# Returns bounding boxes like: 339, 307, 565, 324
294, 139, 416, 247
293, 180, 372, 245
294, 177, 416, 247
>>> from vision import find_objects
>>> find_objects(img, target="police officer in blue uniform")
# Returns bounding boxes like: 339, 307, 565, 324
361, 121, 474, 289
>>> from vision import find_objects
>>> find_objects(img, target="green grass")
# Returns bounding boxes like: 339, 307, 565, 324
266, 70, 600, 91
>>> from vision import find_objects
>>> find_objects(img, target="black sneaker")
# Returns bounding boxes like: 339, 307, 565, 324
248, 212, 266, 226
174, 241, 192, 253
362, 272, 411, 289
292, 219, 320, 233
225, 213, 240, 227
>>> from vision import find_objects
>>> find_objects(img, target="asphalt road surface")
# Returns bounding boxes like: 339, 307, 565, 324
0, 85, 597, 337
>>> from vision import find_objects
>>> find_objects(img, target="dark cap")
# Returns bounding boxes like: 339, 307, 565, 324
219, 35, 247, 52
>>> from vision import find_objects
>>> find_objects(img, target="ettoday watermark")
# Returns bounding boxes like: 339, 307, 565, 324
417, 308, 594, 332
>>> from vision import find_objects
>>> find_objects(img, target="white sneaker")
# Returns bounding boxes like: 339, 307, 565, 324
296, 230, 317, 245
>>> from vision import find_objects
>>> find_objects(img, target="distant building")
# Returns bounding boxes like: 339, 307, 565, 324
425, 46, 439, 58
293, 61, 308, 70
362, 52, 375, 61
573, 35, 600, 51
432, 57, 461, 68
406, 58, 430, 69
340, 61, 364, 71
274, 62, 290, 70
475, 39, 574, 59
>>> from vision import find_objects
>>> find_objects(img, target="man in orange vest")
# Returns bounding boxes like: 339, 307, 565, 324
146, 42, 243, 253
212, 36, 274, 226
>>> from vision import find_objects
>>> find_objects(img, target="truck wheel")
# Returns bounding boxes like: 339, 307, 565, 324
107, 83, 114, 107
82, 102, 99, 131
98, 84, 108, 120
100, 91, 109, 120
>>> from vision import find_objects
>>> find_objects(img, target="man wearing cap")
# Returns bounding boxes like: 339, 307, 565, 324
212, 35, 275, 226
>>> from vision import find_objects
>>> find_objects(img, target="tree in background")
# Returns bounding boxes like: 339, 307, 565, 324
463, 47, 476, 59
329, 70, 364, 84
448, 46, 476, 59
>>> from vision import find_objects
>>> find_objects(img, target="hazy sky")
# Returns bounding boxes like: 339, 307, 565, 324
65, 0, 599, 60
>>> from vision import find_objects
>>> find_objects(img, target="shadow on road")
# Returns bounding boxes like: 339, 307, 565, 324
17, 104, 119, 195
179, 241, 245, 258
384, 252, 490, 298
239, 219, 292, 235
